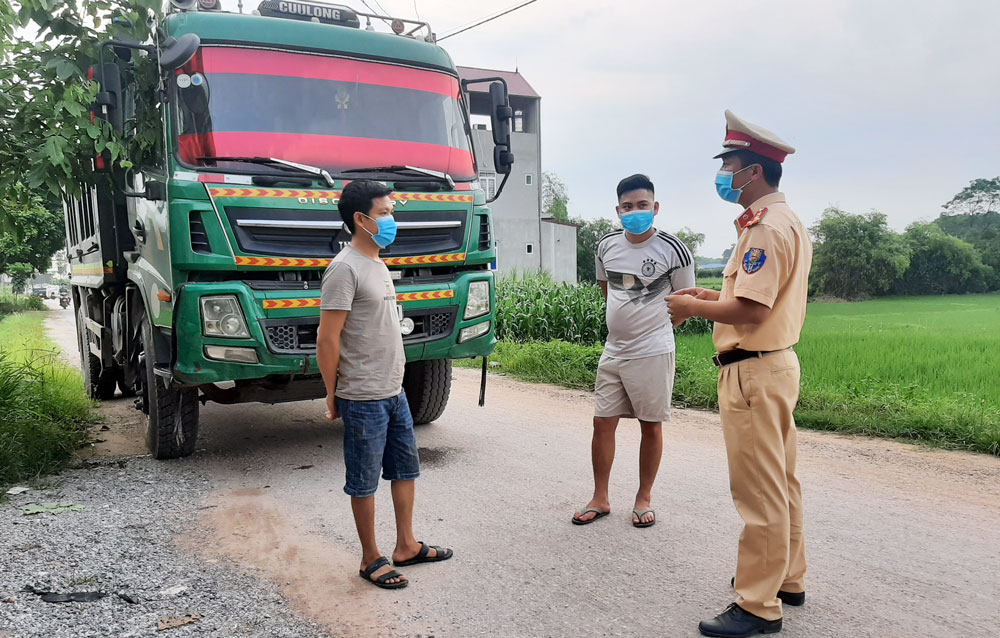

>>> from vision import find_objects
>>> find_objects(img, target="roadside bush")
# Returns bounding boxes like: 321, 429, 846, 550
0, 291, 45, 316
495, 272, 712, 344
0, 313, 93, 486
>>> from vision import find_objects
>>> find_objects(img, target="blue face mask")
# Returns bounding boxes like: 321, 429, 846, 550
620, 209, 655, 235
360, 213, 397, 247
715, 166, 755, 204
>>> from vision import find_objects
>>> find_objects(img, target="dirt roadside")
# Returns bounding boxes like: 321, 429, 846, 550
41, 304, 1000, 637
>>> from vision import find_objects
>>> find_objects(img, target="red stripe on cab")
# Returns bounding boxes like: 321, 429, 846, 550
199, 47, 459, 97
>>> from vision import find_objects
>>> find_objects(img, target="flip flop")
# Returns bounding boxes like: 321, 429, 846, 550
394, 541, 453, 567
572, 507, 610, 525
359, 556, 408, 589
632, 507, 656, 528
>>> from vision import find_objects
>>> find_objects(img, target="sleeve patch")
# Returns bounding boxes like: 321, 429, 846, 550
742, 248, 767, 274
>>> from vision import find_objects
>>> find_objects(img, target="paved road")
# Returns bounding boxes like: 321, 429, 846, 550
42, 305, 1000, 637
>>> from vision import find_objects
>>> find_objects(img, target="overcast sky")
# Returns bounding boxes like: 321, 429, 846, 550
223, 0, 1000, 256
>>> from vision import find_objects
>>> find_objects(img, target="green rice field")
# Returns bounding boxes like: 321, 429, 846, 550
470, 291, 1000, 455
676, 294, 1000, 454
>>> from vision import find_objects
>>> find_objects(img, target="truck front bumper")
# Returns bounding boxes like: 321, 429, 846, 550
171, 271, 496, 385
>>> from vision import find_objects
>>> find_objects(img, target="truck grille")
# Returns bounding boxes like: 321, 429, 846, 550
224, 207, 467, 258
260, 307, 458, 353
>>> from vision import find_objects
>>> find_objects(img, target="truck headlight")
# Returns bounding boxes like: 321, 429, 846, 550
400, 316, 415, 336
459, 320, 490, 343
464, 281, 490, 320
201, 295, 250, 338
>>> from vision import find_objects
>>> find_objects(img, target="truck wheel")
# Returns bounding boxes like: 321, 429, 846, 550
77, 305, 117, 400
138, 317, 199, 459
402, 359, 452, 425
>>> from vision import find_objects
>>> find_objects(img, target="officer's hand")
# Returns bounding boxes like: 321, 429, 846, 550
325, 394, 339, 421
665, 294, 697, 323
674, 287, 720, 301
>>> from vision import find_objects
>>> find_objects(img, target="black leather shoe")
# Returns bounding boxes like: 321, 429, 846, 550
730, 577, 805, 607
699, 603, 782, 637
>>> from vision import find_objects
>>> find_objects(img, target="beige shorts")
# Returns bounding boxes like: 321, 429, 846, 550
594, 351, 675, 422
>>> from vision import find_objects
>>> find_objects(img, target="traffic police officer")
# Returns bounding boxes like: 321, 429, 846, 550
666, 111, 813, 637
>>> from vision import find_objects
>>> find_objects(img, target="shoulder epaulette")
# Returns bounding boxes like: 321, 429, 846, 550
738, 207, 768, 229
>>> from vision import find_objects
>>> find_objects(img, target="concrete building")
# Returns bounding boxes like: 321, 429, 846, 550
458, 66, 577, 283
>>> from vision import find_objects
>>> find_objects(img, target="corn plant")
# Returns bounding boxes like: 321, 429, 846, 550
495, 272, 712, 345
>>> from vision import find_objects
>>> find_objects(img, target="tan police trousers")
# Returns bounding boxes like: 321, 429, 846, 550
718, 348, 806, 621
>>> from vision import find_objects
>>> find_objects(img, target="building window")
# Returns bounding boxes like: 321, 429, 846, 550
479, 171, 497, 199
525, 174, 533, 186
513, 109, 524, 132
526, 243, 533, 254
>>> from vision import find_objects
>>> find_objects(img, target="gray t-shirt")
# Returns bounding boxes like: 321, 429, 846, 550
596, 230, 696, 359
320, 245, 405, 401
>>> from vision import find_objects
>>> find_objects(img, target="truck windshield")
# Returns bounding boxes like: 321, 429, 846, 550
174, 47, 476, 180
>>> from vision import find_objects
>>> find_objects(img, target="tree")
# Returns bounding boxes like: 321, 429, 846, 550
571, 217, 618, 284
1, 0, 158, 206
7, 262, 34, 294
542, 171, 570, 222
721, 244, 735, 262
895, 223, 993, 295
942, 177, 1000, 216
0, 188, 65, 276
810, 207, 910, 299
935, 178, 1000, 290
675, 227, 705, 259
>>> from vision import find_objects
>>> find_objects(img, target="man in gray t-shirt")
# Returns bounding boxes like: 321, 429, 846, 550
573, 174, 695, 529
320, 245, 405, 401
317, 180, 452, 590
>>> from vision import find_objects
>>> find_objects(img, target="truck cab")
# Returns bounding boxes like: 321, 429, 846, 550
64, 1, 514, 458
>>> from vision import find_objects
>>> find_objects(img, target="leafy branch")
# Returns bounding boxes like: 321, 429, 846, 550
1, 0, 161, 204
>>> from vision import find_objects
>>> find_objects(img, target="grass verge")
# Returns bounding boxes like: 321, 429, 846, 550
456, 340, 717, 407
461, 298, 1000, 456
0, 311, 94, 487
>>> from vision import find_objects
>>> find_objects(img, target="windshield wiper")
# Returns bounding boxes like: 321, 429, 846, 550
340, 165, 455, 189
198, 156, 335, 187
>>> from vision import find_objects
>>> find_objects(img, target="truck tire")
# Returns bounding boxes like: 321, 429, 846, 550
139, 317, 199, 459
402, 359, 452, 425
77, 305, 117, 400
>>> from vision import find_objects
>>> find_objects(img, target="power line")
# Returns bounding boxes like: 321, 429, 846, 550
368, 0, 392, 17
438, 0, 539, 42
358, 0, 392, 27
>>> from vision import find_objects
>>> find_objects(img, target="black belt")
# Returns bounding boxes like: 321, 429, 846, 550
712, 348, 783, 367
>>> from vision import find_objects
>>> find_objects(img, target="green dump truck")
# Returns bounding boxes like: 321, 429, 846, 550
65, 0, 515, 458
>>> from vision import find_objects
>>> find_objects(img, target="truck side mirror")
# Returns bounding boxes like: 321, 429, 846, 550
92, 63, 125, 134
158, 34, 200, 71
489, 81, 515, 175
93, 32, 201, 136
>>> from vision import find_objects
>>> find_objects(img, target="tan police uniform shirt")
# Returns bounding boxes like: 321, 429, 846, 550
713, 192, 813, 353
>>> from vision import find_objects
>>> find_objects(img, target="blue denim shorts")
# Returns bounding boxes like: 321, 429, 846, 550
336, 392, 421, 498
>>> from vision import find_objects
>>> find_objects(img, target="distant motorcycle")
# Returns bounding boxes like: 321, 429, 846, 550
59, 296, 70, 309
